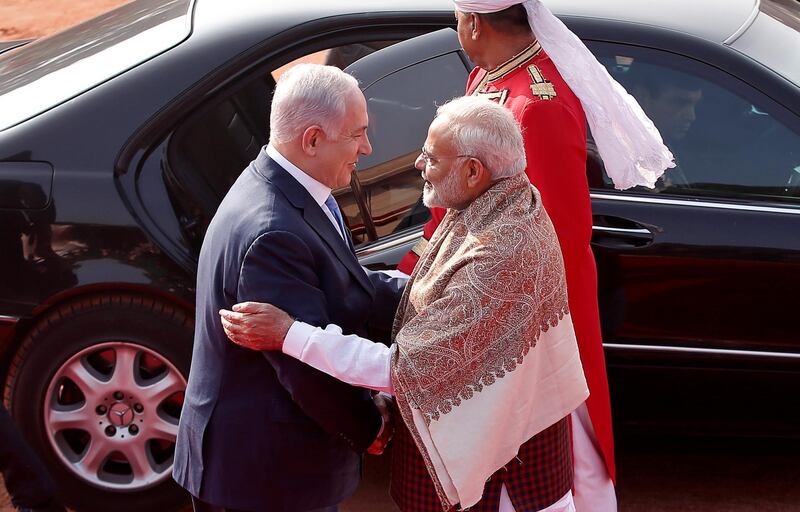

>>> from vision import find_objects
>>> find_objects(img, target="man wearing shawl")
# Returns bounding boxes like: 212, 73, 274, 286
396, 3, 675, 509
221, 96, 589, 512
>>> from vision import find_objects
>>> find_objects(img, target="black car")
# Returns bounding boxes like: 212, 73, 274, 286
1, 0, 799, 510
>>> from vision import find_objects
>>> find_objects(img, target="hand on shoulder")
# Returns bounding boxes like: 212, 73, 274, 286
219, 301, 293, 351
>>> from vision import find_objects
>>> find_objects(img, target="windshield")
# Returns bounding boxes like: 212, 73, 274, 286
0, 0, 193, 131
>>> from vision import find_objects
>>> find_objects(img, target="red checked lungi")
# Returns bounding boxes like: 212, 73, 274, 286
390, 415, 572, 512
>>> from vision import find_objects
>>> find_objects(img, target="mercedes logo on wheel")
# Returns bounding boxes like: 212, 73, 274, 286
108, 402, 135, 427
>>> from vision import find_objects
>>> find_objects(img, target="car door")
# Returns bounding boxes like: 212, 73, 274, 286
587, 40, 800, 355
586, 40, 800, 433
346, 24, 800, 434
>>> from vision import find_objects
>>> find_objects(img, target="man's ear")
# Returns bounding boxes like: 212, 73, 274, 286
470, 13, 481, 40
301, 125, 324, 155
465, 157, 487, 187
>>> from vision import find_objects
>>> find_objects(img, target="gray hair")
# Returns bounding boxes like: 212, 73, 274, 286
435, 96, 526, 179
269, 63, 360, 144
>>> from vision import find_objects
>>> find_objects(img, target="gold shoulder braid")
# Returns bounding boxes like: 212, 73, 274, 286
473, 89, 509, 105
486, 40, 541, 82
470, 40, 542, 95
528, 64, 557, 100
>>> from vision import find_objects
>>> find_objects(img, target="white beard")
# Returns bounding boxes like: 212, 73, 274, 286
422, 173, 462, 209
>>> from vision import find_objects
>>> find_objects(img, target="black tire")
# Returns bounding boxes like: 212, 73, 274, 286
3, 293, 193, 512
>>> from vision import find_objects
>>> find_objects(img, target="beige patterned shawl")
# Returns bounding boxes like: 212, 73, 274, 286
390, 173, 589, 510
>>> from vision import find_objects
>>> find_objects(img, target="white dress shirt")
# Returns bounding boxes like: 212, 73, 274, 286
284, 321, 395, 394
266, 144, 344, 240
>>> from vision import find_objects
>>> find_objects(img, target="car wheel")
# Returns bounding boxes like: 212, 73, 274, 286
3, 294, 193, 512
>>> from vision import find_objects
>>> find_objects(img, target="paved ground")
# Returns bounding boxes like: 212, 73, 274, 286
342, 435, 800, 512
5, 434, 799, 511
0, 0, 130, 41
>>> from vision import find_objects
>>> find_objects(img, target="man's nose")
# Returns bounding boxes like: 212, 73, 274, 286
415, 153, 426, 171
360, 133, 373, 156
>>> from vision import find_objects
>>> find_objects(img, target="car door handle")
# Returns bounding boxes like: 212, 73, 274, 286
591, 216, 654, 248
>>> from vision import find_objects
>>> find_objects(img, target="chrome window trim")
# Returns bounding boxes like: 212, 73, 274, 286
724, 0, 761, 45
590, 192, 800, 216
354, 194, 799, 260
604, 342, 800, 359
0, 315, 19, 323
356, 229, 423, 257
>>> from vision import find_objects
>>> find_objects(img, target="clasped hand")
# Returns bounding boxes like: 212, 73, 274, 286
219, 302, 293, 351
367, 392, 395, 456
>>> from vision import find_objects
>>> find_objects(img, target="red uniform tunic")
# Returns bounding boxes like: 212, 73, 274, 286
398, 41, 616, 482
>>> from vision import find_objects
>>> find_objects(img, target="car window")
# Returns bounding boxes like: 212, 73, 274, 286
160, 41, 403, 252
586, 42, 800, 206
271, 43, 396, 82
166, 74, 273, 215
338, 51, 468, 246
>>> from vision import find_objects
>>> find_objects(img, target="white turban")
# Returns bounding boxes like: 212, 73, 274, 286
453, 0, 675, 190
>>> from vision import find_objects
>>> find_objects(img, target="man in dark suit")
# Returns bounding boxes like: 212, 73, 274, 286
173, 63, 403, 512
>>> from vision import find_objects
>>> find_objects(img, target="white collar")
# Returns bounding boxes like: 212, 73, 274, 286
266, 144, 331, 208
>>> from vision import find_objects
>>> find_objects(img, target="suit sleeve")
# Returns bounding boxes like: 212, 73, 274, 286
237, 230, 381, 452
363, 269, 405, 339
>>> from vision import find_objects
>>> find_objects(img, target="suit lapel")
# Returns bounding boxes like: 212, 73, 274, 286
253, 150, 373, 296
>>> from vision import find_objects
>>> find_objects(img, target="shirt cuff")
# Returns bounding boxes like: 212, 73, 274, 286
283, 321, 316, 359
378, 269, 410, 280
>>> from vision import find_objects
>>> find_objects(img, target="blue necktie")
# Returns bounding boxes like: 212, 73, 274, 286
324, 194, 349, 244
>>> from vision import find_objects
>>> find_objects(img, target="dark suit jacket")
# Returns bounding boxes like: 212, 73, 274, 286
173, 148, 404, 511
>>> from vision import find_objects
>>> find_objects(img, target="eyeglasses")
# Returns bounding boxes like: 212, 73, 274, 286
419, 147, 476, 166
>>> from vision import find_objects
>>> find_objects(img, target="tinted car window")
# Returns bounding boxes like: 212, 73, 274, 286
587, 42, 800, 205
338, 51, 468, 246
167, 75, 273, 208
161, 42, 404, 251
158, 73, 274, 254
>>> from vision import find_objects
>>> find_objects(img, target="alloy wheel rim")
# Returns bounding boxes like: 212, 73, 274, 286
43, 341, 186, 490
